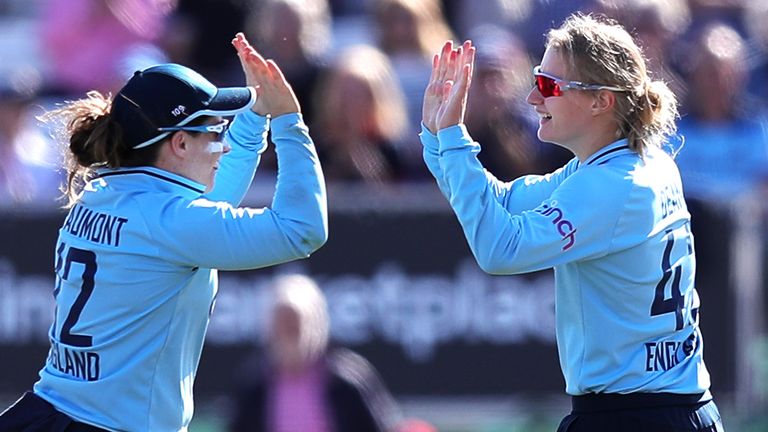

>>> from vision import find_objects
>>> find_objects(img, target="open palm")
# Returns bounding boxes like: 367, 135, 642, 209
421, 40, 475, 134
231, 32, 300, 117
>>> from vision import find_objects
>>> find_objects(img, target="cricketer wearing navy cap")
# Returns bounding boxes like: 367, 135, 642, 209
0, 33, 327, 432
111, 63, 257, 149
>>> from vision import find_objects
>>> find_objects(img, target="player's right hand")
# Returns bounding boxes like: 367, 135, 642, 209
422, 41, 452, 134
231, 32, 300, 117
434, 40, 474, 132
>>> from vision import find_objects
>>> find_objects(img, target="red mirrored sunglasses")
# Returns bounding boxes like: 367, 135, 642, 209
533, 66, 626, 98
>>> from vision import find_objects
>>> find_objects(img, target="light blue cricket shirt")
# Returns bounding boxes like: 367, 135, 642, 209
421, 123, 712, 397
33, 111, 327, 431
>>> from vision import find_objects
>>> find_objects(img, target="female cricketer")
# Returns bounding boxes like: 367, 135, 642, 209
420, 14, 724, 432
0, 33, 327, 431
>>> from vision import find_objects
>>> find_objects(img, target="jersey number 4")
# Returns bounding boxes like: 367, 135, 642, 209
54, 242, 97, 347
650, 225, 694, 331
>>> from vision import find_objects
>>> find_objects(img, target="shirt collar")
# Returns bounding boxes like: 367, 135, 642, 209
94, 166, 207, 197
581, 139, 633, 167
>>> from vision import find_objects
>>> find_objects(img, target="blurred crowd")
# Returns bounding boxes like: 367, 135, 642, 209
3, 0, 768, 206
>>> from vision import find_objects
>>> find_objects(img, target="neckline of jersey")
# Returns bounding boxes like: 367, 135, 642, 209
582, 140, 632, 167
95, 168, 206, 194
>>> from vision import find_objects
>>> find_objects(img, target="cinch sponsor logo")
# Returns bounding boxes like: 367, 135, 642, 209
535, 202, 577, 251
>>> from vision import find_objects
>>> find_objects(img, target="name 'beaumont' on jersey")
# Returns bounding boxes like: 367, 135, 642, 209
660, 182, 685, 219
62, 204, 129, 247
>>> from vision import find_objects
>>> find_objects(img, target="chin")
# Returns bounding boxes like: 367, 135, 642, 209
537, 130, 571, 152
537, 128, 556, 145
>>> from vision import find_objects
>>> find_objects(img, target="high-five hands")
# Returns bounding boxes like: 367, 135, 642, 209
231, 32, 300, 117
421, 40, 475, 134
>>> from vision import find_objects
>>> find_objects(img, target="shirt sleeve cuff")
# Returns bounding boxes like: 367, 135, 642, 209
436, 124, 475, 153
419, 123, 440, 151
228, 110, 270, 150
270, 112, 307, 133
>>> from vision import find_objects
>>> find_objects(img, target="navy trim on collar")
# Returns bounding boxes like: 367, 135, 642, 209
96, 169, 206, 194
585, 145, 632, 166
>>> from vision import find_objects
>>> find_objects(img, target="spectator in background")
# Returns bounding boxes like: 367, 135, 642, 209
372, 0, 454, 174
312, 45, 410, 183
0, 66, 61, 206
328, 0, 373, 17
444, 0, 532, 40
40, 0, 173, 95
674, 22, 768, 202
245, 0, 331, 128
235, 0, 331, 175
741, 0, 768, 113
686, 0, 749, 36
164, 0, 250, 86
445, 0, 599, 59
465, 25, 570, 181
229, 274, 401, 432
595, 0, 691, 98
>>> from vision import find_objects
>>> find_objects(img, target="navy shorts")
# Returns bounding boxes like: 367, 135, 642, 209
0, 392, 107, 432
557, 393, 725, 432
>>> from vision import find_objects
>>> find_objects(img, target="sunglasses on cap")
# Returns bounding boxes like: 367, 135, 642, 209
158, 119, 230, 136
533, 66, 626, 98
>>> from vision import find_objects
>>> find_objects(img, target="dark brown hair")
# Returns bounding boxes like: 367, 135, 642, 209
40, 91, 161, 207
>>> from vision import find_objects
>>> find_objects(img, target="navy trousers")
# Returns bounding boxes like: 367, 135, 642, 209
0, 392, 106, 432
557, 393, 724, 432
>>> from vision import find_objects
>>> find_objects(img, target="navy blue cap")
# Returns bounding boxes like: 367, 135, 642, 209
111, 64, 256, 149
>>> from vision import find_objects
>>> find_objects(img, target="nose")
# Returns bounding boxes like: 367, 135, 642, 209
526, 85, 543, 106
222, 140, 232, 154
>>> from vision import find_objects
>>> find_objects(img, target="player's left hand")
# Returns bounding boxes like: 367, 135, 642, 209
231, 32, 300, 117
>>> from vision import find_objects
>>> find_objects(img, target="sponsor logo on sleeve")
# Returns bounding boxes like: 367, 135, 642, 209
535, 201, 577, 251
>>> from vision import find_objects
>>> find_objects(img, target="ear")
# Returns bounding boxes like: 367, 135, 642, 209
167, 131, 188, 159
591, 90, 616, 116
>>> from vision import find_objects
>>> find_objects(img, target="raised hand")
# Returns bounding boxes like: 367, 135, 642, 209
435, 40, 475, 131
422, 41, 455, 134
231, 32, 300, 117
421, 40, 475, 134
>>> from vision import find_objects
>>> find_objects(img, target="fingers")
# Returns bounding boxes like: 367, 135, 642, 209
231, 32, 297, 116
442, 81, 454, 103
231, 32, 246, 49
263, 60, 300, 116
450, 41, 475, 97
266, 60, 285, 82
427, 53, 439, 86
232, 32, 255, 59
440, 40, 474, 84
437, 41, 453, 83
456, 64, 472, 97
232, 32, 269, 72
460, 40, 473, 66
447, 49, 458, 82
425, 39, 475, 131
459, 46, 476, 87
455, 41, 474, 79
432, 40, 473, 87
